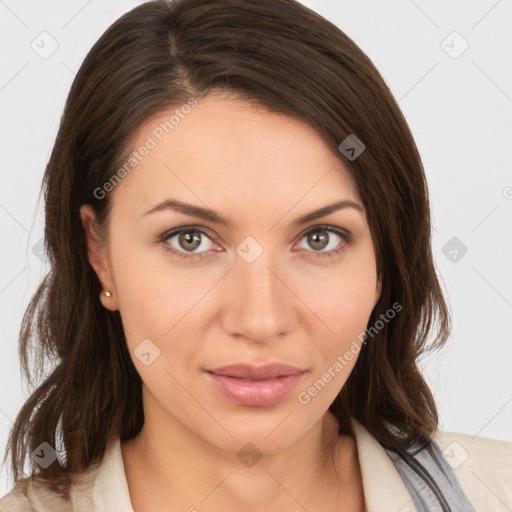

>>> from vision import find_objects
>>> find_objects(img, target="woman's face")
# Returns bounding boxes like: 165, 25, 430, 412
81, 92, 381, 453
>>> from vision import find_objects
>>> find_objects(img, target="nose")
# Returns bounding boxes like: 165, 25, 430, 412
220, 248, 295, 344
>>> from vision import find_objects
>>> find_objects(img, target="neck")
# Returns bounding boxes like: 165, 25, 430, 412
122, 401, 359, 512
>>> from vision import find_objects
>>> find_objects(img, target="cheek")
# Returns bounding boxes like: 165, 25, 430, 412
311, 256, 378, 339
303, 251, 378, 380
295, 265, 377, 408
107, 230, 180, 345
108, 232, 213, 376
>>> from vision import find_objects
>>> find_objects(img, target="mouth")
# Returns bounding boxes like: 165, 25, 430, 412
204, 363, 307, 407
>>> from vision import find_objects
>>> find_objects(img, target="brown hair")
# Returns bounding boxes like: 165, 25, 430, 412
4, 0, 450, 505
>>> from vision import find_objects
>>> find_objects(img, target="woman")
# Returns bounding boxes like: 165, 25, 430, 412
1, 0, 511, 511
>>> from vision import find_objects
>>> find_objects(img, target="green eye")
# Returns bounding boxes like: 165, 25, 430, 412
158, 224, 352, 261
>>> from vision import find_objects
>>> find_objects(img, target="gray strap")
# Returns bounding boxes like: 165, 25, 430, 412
382, 438, 476, 511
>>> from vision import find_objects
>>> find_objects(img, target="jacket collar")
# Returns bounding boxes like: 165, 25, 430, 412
350, 417, 415, 511
91, 435, 135, 512
91, 418, 415, 512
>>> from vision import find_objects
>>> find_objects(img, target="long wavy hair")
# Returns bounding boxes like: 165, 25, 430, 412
3, 0, 451, 507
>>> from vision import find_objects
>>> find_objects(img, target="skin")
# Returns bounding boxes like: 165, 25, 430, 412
81, 92, 381, 512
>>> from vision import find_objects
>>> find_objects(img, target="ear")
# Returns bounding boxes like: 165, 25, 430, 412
79, 204, 119, 311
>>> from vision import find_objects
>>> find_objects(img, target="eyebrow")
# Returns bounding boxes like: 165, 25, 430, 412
141, 198, 364, 228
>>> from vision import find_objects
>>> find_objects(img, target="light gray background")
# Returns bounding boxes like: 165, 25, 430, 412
1, 0, 511, 496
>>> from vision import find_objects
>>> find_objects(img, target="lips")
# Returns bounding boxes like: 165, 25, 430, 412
205, 363, 306, 407
207, 363, 305, 380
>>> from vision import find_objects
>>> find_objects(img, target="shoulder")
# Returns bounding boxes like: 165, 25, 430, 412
431, 428, 512, 511
0, 465, 99, 512
0, 482, 32, 512
0, 477, 74, 512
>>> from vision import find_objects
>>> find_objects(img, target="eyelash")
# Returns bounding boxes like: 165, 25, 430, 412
158, 225, 352, 261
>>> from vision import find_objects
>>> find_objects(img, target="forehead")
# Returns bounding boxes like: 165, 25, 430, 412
110, 93, 361, 221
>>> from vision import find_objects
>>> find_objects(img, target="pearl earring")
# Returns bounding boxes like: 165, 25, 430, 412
103, 290, 112, 297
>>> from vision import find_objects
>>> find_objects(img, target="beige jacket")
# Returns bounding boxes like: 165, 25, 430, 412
1, 418, 511, 511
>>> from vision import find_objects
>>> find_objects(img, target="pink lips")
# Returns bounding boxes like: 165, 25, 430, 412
205, 363, 306, 407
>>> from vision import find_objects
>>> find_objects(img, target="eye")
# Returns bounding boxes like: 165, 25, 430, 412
296, 225, 352, 259
158, 224, 352, 261
159, 226, 217, 260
